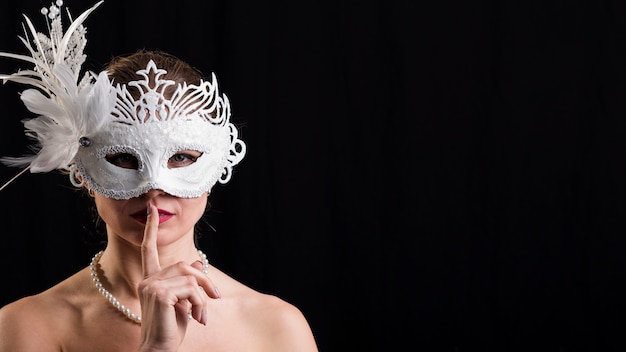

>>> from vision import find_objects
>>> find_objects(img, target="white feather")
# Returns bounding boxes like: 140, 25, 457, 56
0, 1, 104, 176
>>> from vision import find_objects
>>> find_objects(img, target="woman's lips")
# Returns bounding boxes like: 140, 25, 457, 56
130, 208, 174, 224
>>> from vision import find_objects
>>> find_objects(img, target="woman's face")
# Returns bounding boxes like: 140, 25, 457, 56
92, 149, 209, 246
76, 118, 233, 200
75, 60, 246, 201
94, 189, 208, 246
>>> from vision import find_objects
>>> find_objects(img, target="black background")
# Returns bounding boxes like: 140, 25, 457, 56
1, 0, 626, 351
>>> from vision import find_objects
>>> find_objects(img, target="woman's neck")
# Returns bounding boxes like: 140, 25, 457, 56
97, 227, 202, 296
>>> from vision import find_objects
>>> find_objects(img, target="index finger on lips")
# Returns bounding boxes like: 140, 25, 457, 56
141, 203, 161, 277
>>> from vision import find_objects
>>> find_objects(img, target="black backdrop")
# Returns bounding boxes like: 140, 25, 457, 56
1, 0, 626, 351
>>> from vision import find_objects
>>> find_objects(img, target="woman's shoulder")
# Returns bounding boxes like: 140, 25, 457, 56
211, 267, 318, 351
239, 290, 319, 351
0, 268, 90, 351
0, 292, 63, 350
240, 290, 306, 323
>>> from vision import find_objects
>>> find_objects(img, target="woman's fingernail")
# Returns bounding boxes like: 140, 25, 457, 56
215, 286, 221, 299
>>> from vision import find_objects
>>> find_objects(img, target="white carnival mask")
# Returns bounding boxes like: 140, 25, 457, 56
0, 1, 246, 199
72, 60, 245, 199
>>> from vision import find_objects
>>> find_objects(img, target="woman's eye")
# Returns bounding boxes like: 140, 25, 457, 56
168, 151, 202, 168
105, 153, 139, 169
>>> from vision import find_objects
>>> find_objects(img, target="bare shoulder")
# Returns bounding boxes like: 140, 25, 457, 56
252, 293, 318, 350
0, 293, 62, 351
0, 269, 88, 352
213, 268, 318, 351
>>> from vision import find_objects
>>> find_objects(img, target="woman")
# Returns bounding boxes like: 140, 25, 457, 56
0, 2, 318, 351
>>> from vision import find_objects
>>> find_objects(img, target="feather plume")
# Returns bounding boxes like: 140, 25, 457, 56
0, 1, 104, 178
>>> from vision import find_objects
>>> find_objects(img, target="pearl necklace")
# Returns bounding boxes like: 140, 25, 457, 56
89, 249, 209, 324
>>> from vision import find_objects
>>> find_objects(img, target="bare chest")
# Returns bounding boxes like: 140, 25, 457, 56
58, 314, 265, 352
59, 315, 141, 352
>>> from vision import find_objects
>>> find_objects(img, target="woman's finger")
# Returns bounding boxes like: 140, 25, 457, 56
142, 274, 210, 325
141, 203, 161, 277
190, 260, 221, 299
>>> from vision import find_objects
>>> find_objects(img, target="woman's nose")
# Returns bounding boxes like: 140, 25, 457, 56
141, 188, 166, 199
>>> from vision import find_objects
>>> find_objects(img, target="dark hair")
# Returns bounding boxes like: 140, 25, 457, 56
105, 49, 203, 98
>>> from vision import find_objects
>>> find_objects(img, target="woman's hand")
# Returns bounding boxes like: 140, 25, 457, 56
138, 203, 220, 351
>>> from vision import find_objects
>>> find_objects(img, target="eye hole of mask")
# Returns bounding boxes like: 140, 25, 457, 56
105, 152, 139, 169
168, 150, 203, 168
